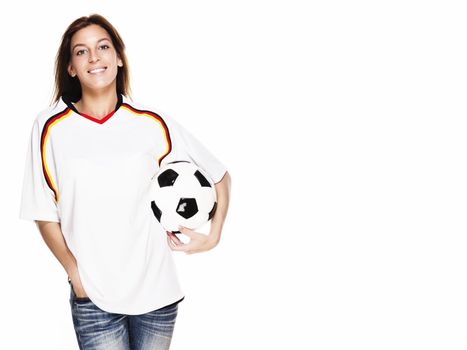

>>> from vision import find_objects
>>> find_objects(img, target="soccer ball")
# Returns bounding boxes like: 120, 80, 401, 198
151, 161, 217, 233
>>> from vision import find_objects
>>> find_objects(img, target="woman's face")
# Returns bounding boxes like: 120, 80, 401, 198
67, 24, 123, 93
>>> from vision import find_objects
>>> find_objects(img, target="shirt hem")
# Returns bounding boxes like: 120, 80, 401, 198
89, 293, 186, 316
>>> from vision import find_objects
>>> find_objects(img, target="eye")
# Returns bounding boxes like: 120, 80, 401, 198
76, 49, 86, 56
99, 44, 110, 50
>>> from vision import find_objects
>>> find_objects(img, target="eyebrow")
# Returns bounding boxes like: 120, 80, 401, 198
72, 38, 111, 51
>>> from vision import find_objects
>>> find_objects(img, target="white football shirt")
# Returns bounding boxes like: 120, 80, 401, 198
19, 94, 227, 314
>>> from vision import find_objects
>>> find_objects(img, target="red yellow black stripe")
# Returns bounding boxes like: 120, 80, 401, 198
40, 102, 171, 203
40, 108, 73, 203
120, 103, 172, 165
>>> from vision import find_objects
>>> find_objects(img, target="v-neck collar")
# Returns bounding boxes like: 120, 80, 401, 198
62, 93, 123, 125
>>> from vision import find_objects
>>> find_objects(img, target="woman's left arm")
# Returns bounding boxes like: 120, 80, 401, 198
167, 171, 231, 254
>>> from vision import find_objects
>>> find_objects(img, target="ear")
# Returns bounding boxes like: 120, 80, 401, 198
117, 56, 123, 67
67, 64, 76, 77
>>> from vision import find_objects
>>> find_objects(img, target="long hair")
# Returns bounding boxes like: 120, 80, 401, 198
52, 14, 131, 104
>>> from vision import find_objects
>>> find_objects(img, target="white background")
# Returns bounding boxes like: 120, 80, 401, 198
1, 0, 466, 349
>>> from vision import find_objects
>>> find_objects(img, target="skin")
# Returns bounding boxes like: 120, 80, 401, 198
36, 24, 231, 298
67, 24, 123, 119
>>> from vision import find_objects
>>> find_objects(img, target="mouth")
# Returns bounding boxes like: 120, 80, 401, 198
88, 67, 107, 74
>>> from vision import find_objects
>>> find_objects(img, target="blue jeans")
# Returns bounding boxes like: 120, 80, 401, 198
69, 282, 180, 350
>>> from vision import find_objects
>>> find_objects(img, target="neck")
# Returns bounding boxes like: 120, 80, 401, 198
75, 86, 119, 119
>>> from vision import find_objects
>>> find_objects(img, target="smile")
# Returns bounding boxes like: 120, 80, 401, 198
88, 67, 107, 74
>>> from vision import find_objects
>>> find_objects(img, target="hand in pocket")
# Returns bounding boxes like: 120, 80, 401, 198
68, 267, 88, 298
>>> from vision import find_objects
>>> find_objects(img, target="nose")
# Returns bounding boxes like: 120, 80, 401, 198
88, 49, 100, 63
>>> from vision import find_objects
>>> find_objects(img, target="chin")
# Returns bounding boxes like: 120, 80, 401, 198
82, 80, 117, 92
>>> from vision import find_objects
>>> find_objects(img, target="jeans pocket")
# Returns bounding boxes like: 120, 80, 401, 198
68, 278, 91, 303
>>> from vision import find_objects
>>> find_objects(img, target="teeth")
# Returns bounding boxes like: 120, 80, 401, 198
89, 67, 106, 74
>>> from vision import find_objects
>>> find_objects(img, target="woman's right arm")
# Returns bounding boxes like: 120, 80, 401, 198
35, 221, 87, 298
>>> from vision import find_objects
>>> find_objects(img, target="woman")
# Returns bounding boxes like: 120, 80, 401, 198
19, 14, 231, 350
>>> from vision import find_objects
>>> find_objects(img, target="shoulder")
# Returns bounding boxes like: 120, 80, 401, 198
34, 97, 69, 127
121, 97, 161, 116
121, 96, 177, 126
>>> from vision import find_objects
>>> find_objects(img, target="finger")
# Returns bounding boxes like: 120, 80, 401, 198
178, 226, 189, 234
179, 226, 197, 238
167, 233, 182, 248
168, 236, 183, 249
182, 241, 203, 254
171, 243, 190, 252
168, 237, 184, 251
167, 232, 183, 245
167, 236, 176, 249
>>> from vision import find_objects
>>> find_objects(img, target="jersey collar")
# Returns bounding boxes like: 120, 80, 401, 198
62, 93, 123, 124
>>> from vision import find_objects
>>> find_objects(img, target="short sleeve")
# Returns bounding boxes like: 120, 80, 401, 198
162, 117, 227, 184
19, 119, 60, 222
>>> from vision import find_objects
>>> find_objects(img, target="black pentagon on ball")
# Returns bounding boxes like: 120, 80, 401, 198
158, 169, 179, 187
151, 200, 162, 222
208, 201, 217, 220
194, 170, 212, 187
176, 198, 198, 219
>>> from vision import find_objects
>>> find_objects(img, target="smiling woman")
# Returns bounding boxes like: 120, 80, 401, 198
53, 15, 131, 120
19, 13, 231, 350
67, 25, 123, 116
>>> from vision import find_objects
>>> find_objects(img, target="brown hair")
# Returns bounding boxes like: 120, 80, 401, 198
52, 14, 131, 104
